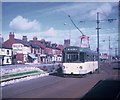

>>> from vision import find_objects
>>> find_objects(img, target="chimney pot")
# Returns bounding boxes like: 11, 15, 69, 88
9, 32, 14, 40
22, 36, 27, 41
33, 36, 37, 41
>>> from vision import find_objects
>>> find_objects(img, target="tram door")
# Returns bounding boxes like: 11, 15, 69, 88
80, 52, 85, 62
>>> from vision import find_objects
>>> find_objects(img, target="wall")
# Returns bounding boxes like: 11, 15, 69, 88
12, 43, 24, 54
23, 46, 31, 54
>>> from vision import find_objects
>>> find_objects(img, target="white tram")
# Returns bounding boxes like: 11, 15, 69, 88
62, 46, 98, 75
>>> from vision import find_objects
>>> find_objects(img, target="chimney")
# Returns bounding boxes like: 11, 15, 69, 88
9, 32, 14, 40
22, 36, 27, 41
64, 39, 70, 47
33, 36, 37, 41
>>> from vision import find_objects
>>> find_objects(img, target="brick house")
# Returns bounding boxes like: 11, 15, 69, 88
4, 32, 39, 64
57, 44, 65, 52
51, 47, 62, 63
3, 32, 64, 64
29, 36, 47, 63
41, 41, 63, 63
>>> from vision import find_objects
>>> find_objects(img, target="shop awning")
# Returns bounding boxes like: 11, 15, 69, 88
28, 54, 37, 59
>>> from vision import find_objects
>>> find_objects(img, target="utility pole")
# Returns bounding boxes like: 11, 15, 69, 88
109, 36, 111, 62
78, 11, 116, 70
118, 1, 120, 58
96, 12, 101, 73
115, 47, 117, 57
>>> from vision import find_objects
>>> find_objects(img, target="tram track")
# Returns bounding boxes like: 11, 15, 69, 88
99, 62, 119, 80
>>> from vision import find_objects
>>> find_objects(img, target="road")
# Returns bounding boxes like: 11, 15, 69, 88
2, 62, 120, 99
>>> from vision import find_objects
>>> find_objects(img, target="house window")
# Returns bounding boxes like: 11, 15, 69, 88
38, 48, 41, 53
6, 58, 9, 63
32, 48, 34, 53
34, 49, 36, 54
7, 50, 9, 55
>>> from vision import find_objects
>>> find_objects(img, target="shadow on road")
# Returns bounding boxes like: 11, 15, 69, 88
49, 72, 86, 78
113, 67, 120, 70
49, 72, 64, 77
81, 79, 120, 100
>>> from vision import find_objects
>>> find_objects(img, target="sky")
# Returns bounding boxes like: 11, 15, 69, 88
1, 2, 119, 55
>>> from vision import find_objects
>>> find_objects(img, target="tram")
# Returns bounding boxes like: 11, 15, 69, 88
62, 46, 98, 75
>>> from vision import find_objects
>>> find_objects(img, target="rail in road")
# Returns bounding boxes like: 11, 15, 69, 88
1, 62, 120, 99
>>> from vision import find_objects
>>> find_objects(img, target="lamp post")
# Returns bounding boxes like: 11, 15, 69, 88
64, 23, 71, 46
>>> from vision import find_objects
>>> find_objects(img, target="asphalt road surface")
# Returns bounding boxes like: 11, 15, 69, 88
2, 62, 120, 99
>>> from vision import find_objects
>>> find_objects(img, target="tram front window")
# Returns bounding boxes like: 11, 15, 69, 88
66, 52, 79, 62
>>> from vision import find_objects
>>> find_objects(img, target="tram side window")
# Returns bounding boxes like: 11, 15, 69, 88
91, 54, 94, 61
94, 55, 97, 61
93, 55, 95, 61
87, 54, 93, 61
91, 54, 97, 61
62, 52, 65, 62
87, 54, 95, 61
80, 52, 85, 62
86, 54, 90, 61
85, 53, 92, 61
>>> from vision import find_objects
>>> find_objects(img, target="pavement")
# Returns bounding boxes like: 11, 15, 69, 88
1, 63, 61, 84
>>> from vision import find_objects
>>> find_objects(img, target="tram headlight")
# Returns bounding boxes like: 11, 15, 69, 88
62, 66, 65, 69
79, 66, 83, 69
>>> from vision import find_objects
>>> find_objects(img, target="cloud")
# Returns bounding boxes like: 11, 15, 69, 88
35, 3, 98, 19
89, 3, 113, 20
36, 2, 116, 22
45, 27, 56, 37
9, 16, 41, 31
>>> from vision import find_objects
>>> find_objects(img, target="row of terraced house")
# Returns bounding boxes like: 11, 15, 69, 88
0, 32, 65, 65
